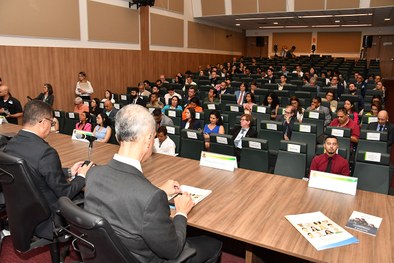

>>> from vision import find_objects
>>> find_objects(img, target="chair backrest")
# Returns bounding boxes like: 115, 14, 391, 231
53, 110, 65, 133
315, 145, 348, 160
61, 112, 80, 136
225, 104, 244, 130
164, 109, 182, 126
180, 129, 204, 160
355, 130, 388, 159
0, 152, 52, 252
220, 94, 237, 112
58, 197, 138, 263
353, 151, 391, 194
251, 105, 271, 132
166, 125, 181, 154
239, 138, 269, 172
274, 140, 308, 179
209, 133, 235, 156
303, 110, 325, 136
291, 123, 317, 167
258, 120, 284, 154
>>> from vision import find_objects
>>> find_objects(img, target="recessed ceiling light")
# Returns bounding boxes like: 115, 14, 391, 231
335, 13, 372, 17
341, 24, 372, 27
285, 25, 309, 28
335, 20, 340, 23
299, 15, 333, 18
312, 25, 341, 28
384, 18, 391, 21
236, 16, 295, 21
235, 23, 241, 26
259, 26, 285, 29
273, 22, 278, 25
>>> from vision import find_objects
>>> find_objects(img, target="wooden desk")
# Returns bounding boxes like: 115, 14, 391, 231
1, 124, 393, 262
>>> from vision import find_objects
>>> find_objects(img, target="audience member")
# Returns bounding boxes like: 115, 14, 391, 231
130, 87, 146, 107
33, 83, 54, 106
146, 92, 164, 109
182, 97, 203, 121
0, 85, 23, 124
329, 107, 360, 145
181, 108, 202, 130
276, 105, 297, 140
183, 75, 197, 91
84, 104, 222, 262
5, 100, 92, 239
374, 81, 386, 100
310, 135, 350, 177
93, 113, 112, 143
73, 96, 89, 114
343, 99, 359, 124
217, 81, 230, 97
89, 98, 102, 116
249, 81, 258, 94
138, 82, 151, 97
203, 87, 220, 104
183, 86, 197, 107
290, 96, 305, 123
203, 110, 225, 150
101, 89, 115, 103
347, 82, 364, 110
75, 111, 92, 132
364, 102, 382, 117
75, 71, 94, 101
278, 75, 287, 90
152, 108, 174, 130
292, 64, 303, 77
266, 68, 275, 83
103, 100, 118, 122
162, 96, 183, 113
243, 92, 256, 115
153, 126, 176, 156
263, 93, 280, 120
164, 86, 182, 105
307, 96, 331, 126
367, 110, 394, 150
235, 82, 247, 105
329, 76, 344, 99
231, 113, 257, 161
321, 90, 337, 113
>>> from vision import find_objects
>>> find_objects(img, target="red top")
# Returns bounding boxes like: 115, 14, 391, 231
329, 117, 360, 145
310, 153, 350, 176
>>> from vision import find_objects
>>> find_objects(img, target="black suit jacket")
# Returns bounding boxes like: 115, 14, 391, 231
85, 159, 188, 262
231, 125, 257, 143
5, 130, 85, 239
276, 115, 297, 140
34, 93, 54, 107
367, 122, 394, 148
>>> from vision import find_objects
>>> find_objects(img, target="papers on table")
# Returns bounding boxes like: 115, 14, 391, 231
345, 211, 382, 236
285, 211, 359, 251
168, 185, 212, 207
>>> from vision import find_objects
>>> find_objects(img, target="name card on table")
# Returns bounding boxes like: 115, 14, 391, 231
200, 151, 237, 172
331, 128, 344, 137
257, 106, 266, 113
366, 132, 380, 141
207, 104, 216, 110
309, 170, 358, 196
299, 124, 311, 133
368, 116, 378, 123
216, 136, 228, 144
309, 111, 319, 119
230, 106, 239, 112
266, 123, 277, 130
168, 110, 176, 117
72, 129, 94, 143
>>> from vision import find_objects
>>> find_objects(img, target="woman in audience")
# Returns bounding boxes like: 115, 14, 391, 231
263, 93, 280, 120
75, 71, 94, 101
89, 98, 101, 116
34, 83, 54, 106
162, 96, 182, 113
203, 110, 225, 150
75, 111, 92, 132
343, 99, 359, 124
364, 102, 382, 117
181, 108, 201, 130
290, 96, 305, 123
243, 92, 256, 115
101, 89, 115, 103
93, 113, 111, 143
308, 67, 318, 78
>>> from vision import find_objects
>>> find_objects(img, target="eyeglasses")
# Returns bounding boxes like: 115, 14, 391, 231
284, 111, 291, 114
40, 118, 54, 126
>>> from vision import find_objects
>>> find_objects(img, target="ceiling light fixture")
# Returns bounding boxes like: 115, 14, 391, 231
285, 25, 309, 28
312, 25, 340, 28
298, 15, 333, 18
341, 24, 372, 27
236, 16, 295, 21
335, 20, 340, 23
235, 23, 241, 26
334, 13, 372, 17
259, 26, 285, 29
384, 18, 391, 21
273, 22, 278, 25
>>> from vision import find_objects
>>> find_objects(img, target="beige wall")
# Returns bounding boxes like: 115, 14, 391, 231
294, 0, 325, 11
272, 32, 312, 53
259, 0, 287, 12
201, 0, 225, 16
88, 1, 139, 44
232, 0, 258, 14
150, 14, 184, 47
326, 0, 360, 9
317, 32, 362, 53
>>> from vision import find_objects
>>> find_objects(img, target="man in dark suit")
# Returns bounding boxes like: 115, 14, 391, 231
130, 87, 146, 107
103, 100, 118, 122
276, 105, 297, 140
84, 104, 222, 262
307, 96, 332, 126
231, 113, 257, 162
5, 100, 92, 240
367, 110, 394, 151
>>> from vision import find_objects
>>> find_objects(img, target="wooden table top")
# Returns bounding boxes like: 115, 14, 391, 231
1, 123, 393, 263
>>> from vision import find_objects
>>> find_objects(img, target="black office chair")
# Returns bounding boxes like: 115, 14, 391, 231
0, 151, 64, 263
58, 197, 196, 263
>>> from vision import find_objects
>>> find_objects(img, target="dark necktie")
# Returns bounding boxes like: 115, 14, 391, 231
379, 125, 383, 131
325, 157, 332, 173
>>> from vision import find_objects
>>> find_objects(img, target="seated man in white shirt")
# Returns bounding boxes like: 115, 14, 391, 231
153, 126, 176, 156
231, 114, 257, 162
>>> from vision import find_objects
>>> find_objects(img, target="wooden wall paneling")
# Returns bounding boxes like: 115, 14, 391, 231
201, 0, 225, 16
272, 32, 312, 53
154, 0, 168, 9
259, 0, 287, 12
231, 0, 258, 14
370, 0, 394, 7
326, 0, 360, 9
317, 32, 362, 53
294, 0, 325, 11
150, 14, 184, 47
0, 0, 80, 39
169, 0, 184, 14
87, 1, 139, 44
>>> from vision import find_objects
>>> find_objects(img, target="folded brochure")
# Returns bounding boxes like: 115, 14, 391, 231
345, 211, 382, 236
285, 211, 359, 250
168, 185, 212, 206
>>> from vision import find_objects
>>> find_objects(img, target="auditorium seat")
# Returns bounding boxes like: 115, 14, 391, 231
239, 138, 269, 173
274, 140, 308, 179
179, 129, 204, 160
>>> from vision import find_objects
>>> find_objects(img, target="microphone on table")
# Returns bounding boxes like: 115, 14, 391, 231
74, 133, 97, 160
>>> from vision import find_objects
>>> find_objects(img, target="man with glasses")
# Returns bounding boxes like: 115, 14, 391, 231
276, 105, 297, 141
231, 114, 257, 161
329, 107, 360, 146
367, 110, 394, 151
5, 100, 92, 240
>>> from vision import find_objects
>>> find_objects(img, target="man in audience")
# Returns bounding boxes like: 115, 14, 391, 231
5, 100, 92, 239
0, 85, 23, 124
152, 108, 174, 130
310, 135, 350, 176
182, 97, 203, 121
183, 75, 197, 91
367, 110, 394, 150
73, 96, 89, 114
153, 126, 176, 156
103, 100, 118, 122
329, 76, 344, 99
210, 71, 219, 87
159, 74, 169, 84
146, 92, 164, 109
278, 75, 287, 90
292, 64, 303, 77
231, 113, 257, 162
164, 86, 182, 105
138, 82, 151, 97
84, 104, 222, 262
249, 81, 258, 94
329, 107, 360, 145
276, 105, 297, 141
321, 90, 337, 113
279, 65, 289, 76
183, 86, 197, 108
347, 82, 364, 110
266, 68, 275, 83
143, 80, 151, 91
307, 96, 331, 126
217, 81, 230, 98
203, 87, 220, 104
130, 87, 146, 106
